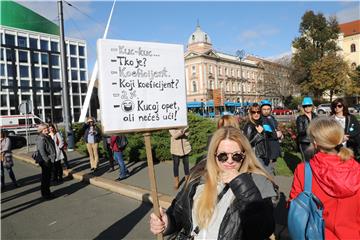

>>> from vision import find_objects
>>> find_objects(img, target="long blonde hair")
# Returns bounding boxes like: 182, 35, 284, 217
307, 117, 353, 161
194, 127, 272, 228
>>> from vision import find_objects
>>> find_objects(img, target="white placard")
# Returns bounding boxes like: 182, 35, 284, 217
97, 39, 188, 133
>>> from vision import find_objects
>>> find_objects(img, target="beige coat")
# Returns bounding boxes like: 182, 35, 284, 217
169, 128, 191, 156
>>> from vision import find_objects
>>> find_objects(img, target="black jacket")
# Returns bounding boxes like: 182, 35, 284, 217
164, 173, 274, 240
36, 134, 56, 163
296, 113, 317, 144
82, 124, 101, 143
243, 122, 270, 164
344, 114, 360, 154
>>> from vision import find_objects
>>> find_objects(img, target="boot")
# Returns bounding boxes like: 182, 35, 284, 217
174, 176, 179, 190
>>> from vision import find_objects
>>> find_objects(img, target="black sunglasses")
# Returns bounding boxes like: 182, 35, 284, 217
250, 110, 261, 114
336, 104, 343, 108
303, 105, 312, 108
215, 151, 246, 163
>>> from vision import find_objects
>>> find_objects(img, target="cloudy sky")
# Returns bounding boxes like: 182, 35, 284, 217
18, 0, 360, 71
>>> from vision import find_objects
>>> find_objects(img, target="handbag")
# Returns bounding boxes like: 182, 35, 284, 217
32, 150, 43, 164
3, 155, 14, 168
288, 161, 325, 240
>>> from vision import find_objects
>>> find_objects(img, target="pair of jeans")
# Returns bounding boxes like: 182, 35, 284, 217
52, 161, 63, 181
113, 151, 128, 178
172, 154, 190, 177
1, 161, 17, 187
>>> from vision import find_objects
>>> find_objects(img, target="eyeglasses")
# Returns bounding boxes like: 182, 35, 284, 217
215, 151, 246, 163
303, 105, 312, 108
336, 104, 343, 108
250, 110, 261, 114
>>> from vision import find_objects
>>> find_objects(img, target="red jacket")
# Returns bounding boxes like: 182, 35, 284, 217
110, 136, 121, 152
289, 152, 360, 239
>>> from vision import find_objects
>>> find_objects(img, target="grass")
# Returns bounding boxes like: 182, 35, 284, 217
275, 151, 302, 176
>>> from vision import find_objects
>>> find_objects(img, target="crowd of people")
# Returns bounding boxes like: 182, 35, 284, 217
2, 96, 360, 239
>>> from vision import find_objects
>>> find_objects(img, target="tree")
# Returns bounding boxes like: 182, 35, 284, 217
292, 10, 342, 99
310, 53, 352, 101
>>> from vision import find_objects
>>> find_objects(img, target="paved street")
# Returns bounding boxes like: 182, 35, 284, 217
1, 160, 153, 240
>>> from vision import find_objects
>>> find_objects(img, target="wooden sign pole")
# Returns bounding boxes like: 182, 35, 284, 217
143, 132, 163, 240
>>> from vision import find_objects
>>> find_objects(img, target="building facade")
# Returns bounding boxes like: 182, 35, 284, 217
0, 1, 88, 123
185, 24, 295, 107
338, 20, 360, 70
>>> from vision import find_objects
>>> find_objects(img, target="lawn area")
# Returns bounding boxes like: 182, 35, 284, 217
275, 151, 302, 176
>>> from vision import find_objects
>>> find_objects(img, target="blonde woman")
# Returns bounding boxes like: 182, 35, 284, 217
150, 127, 276, 239
289, 117, 360, 239
217, 115, 239, 129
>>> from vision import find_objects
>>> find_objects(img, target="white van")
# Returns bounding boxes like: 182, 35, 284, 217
0, 114, 43, 135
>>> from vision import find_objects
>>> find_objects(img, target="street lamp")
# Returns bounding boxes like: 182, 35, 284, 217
236, 50, 245, 108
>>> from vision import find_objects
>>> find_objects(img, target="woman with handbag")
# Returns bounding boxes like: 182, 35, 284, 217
150, 127, 276, 239
289, 117, 360, 239
48, 124, 64, 184
1, 129, 18, 191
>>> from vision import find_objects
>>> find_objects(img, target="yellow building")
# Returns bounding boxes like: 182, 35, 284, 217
338, 20, 360, 70
184, 24, 295, 108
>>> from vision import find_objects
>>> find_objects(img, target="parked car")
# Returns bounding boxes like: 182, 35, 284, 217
317, 103, 331, 114
0, 114, 43, 135
272, 107, 293, 115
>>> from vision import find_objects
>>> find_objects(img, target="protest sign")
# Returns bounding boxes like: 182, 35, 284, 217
97, 39, 187, 133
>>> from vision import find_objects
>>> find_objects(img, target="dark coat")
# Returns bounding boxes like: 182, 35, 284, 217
36, 134, 56, 163
243, 122, 270, 164
262, 115, 281, 160
296, 112, 317, 144
344, 114, 360, 159
82, 124, 101, 143
164, 173, 274, 240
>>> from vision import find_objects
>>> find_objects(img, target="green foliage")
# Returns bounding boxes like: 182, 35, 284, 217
292, 10, 342, 99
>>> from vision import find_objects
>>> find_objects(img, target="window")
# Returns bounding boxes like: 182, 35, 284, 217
44, 95, 50, 103
6, 49, 13, 61
20, 66, 29, 78
72, 83, 79, 93
51, 55, 59, 66
33, 67, 40, 78
192, 65, 196, 76
7, 64, 13, 77
52, 81, 61, 89
1, 95, 7, 107
78, 46, 85, 56
41, 53, 48, 65
219, 67, 222, 75
34, 118, 42, 124
10, 95, 16, 107
70, 44, 77, 55
210, 80, 214, 89
192, 81, 197, 92
351, 62, 357, 70
5, 34, 15, 46
0, 64, 4, 77
30, 38, 38, 49
73, 95, 80, 106
351, 44, 356, 53
80, 71, 86, 81
51, 41, 59, 52
0, 48, 4, 61
20, 80, 30, 87
51, 69, 60, 79
21, 95, 31, 101
31, 52, 39, 64
17, 36, 27, 47
71, 57, 77, 68
19, 50, 28, 63
71, 70, 78, 80
226, 82, 230, 91
80, 83, 87, 93
42, 68, 49, 78
53, 95, 62, 105
40, 39, 49, 51
79, 58, 85, 69
35, 94, 42, 104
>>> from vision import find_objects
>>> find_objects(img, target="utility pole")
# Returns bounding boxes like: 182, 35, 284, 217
58, 0, 74, 151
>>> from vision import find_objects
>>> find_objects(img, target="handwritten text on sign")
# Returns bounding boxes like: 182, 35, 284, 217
97, 39, 187, 133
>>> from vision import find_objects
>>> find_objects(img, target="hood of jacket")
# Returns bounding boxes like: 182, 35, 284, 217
310, 152, 360, 198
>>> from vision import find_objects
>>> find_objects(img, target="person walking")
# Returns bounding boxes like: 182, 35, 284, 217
330, 98, 360, 162
83, 117, 101, 171
1, 129, 18, 191
289, 117, 360, 239
260, 100, 283, 174
48, 124, 64, 184
150, 127, 276, 239
110, 135, 130, 180
243, 103, 272, 173
36, 123, 56, 200
296, 97, 317, 161
169, 127, 192, 190
103, 135, 115, 172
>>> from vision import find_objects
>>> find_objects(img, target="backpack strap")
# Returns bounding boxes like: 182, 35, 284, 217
304, 161, 312, 192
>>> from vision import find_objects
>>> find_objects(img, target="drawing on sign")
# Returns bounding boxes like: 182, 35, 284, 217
97, 39, 187, 133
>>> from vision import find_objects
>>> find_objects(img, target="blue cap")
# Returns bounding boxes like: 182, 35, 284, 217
302, 97, 313, 106
260, 99, 272, 107
263, 124, 273, 132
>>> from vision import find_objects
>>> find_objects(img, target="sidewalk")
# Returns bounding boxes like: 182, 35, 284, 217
13, 146, 291, 238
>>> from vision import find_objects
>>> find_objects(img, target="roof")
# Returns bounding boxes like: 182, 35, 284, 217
339, 20, 360, 37
188, 24, 212, 45
0, 0, 59, 35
